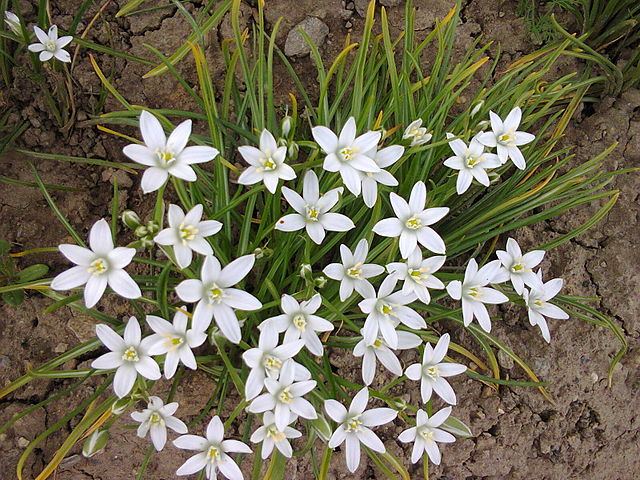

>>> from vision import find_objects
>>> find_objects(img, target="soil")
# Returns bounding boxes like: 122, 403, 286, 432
1, 0, 638, 479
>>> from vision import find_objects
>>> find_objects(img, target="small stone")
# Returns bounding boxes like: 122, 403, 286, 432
346, 1, 355, 9
345, 20, 353, 29
0, 354, 9, 368
284, 17, 330, 58
498, 11, 505, 17
497, 349, 514, 370
497, 407, 505, 415
354, 0, 368, 17
54, 343, 68, 353
590, 372, 599, 384
18, 437, 30, 448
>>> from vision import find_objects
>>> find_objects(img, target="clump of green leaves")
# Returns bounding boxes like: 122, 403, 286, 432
0, 239, 48, 306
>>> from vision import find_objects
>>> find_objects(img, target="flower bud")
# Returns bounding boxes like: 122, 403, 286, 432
287, 141, 299, 161
476, 120, 490, 130
300, 264, 312, 276
139, 236, 155, 249
314, 276, 328, 289
122, 210, 141, 229
4, 11, 21, 35
134, 225, 148, 237
308, 415, 332, 442
145, 220, 160, 235
111, 397, 132, 415
82, 430, 109, 458
281, 116, 292, 137
470, 100, 484, 117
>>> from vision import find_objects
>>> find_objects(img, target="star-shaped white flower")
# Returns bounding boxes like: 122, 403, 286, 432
237, 129, 296, 193
477, 107, 535, 169
174, 415, 251, 480
50, 218, 140, 308
404, 334, 467, 405
242, 327, 307, 400
91, 317, 161, 398
358, 275, 425, 349
312, 117, 381, 195
154, 204, 222, 269
123, 110, 219, 193
494, 237, 545, 294
359, 145, 402, 207
27, 25, 72, 62
4, 11, 20, 35
175, 254, 262, 342
250, 411, 302, 459
323, 239, 385, 301
386, 250, 446, 304
259, 294, 334, 356
131, 396, 188, 451
146, 310, 207, 379
325, 387, 397, 473
373, 181, 449, 258
248, 359, 318, 431
353, 330, 422, 385
446, 258, 509, 332
522, 272, 568, 343
403, 119, 432, 146
398, 407, 456, 465
444, 133, 501, 194
276, 170, 354, 244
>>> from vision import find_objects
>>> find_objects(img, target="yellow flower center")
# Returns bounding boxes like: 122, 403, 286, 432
405, 215, 422, 230
511, 263, 526, 273
467, 286, 480, 298
408, 267, 428, 284
88, 258, 108, 275
425, 365, 440, 379
498, 131, 516, 147
45, 39, 57, 52
372, 338, 384, 349
379, 303, 393, 316
263, 355, 282, 373
306, 206, 320, 222
267, 427, 286, 442
278, 387, 293, 404
259, 156, 277, 171
121, 346, 139, 362
466, 154, 483, 167
340, 147, 357, 161
534, 300, 544, 308
179, 224, 198, 243
345, 414, 363, 433
347, 263, 363, 279
156, 149, 177, 168
206, 445, 220, 461
150, 412, 163, 424
293, 314, 307, 332
420, 428, 435, 443
207, 284, 224, 304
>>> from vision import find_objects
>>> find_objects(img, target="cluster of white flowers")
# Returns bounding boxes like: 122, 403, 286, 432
4, 13, 74, 63
46, 110, 569, 477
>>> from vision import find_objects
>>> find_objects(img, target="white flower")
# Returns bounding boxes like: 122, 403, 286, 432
4, 11, 20, 35
325, 387, 397, 473
522, 273, 568, 343
398, 407, 456, 465
248, 359, 318, 431
146, 311, 207, 379
242, 327, 307, 400
443, 133, 501, 194
91, 317, 161, 398
404, 334, 467, 405
122, 110, 219, 193
446, 258, 509, 332
153, 204, 222, 269
403, 119, 432, 146
312, 117, 381, 195
27, 25, 72, 62
359, 145, 402, 207
174, 415, 251, 480
50, 219, 140, 308
373, 181, 449, 258
175, 254, 261, 342
259, 294, 334, 356
494, 237, 545, 294
358, 275, 425, 349
131, 396, 188, 451
276, 170, 354, 244
323, 239, 385, 301
237, 129, 296, 193
250, 411, 302, 459
386, 250, 446, 305
353, 330, 422, 385
477, 107, 535, 169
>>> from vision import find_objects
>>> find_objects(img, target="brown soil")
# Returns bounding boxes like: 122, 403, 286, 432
0, 1, 638, 479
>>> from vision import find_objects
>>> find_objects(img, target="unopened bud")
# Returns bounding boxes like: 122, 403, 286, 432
134, 225, 148, 237
308, 415, 332, 442
111, 397, 131, 415
82, 430, 109, 458
145, 220, 160, 235
470, 100, 484, 117
314, 276, 328, 288
122, 210, 141, 229
281, 116, 292, 137
287, 142, 299, 161
139, 237, 155, 249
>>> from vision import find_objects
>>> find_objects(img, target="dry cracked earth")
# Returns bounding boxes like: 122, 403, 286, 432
0, 0, 638, 479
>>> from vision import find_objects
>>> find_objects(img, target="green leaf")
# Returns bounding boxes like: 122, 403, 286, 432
17, 264, 49, 282
2, 290, 24, 306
